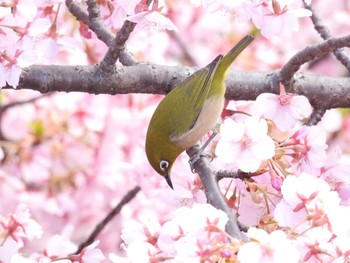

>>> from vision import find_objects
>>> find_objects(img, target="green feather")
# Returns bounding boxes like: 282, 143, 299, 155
145, 35, 255, 180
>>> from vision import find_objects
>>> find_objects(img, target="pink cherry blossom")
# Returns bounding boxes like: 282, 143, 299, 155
6, 0, 38, 22
158, 204, 231, 261
237, 227, 301, 263
70, 240, 105, 263
243, 0, 312, 38
320, 147, 350, 204
0, 203, 42, 245
0, 237, 20, 263
0, 0, 349, 262
290, 125, 328, 173
254, 85, 312, 132
121, 215, 161, 246
127, 11, 177, 31
44, 235, 77, 258
216, 117, 275, 172
123, 241, 158, 263
274, 172, 343, 237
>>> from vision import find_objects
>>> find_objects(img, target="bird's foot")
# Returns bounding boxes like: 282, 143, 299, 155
189, 152, 213, 173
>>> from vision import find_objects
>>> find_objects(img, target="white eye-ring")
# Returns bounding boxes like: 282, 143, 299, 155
160, 160, 169, 172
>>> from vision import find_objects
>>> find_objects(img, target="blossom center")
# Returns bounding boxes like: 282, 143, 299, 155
240, 134, 252, 150
278, 94, 292, 106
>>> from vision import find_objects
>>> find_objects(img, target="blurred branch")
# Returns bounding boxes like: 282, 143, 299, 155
65, 0, 114, 45
0, 92, 54, 142
186, 144, 243, 239
279, 35, 350, 87
168, 30, 198, 66
75, 186, 141, 254
0, 92, 53, 115
304, 1, 350, 72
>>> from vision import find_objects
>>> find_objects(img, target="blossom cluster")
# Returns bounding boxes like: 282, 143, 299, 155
0, 0, 313, 89
117, 87, 350, 262
1, 0, 350, 263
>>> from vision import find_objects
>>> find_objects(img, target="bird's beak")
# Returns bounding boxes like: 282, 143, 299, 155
164, 169, 174, 190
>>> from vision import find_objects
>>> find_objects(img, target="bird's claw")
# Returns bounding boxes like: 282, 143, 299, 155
189, 152, 213, 173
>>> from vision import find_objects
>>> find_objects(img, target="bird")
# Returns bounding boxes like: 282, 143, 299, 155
145, 35, 254, 189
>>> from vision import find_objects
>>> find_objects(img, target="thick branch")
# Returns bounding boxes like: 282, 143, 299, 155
186, 145, 243, 239
7, 64, 350, 109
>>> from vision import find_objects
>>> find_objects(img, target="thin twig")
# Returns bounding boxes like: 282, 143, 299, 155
65, 0, 114, 46
99, 20, 137, 72
280, 35, 350, 87
75, 186, 141, 254
168, 30, 198, 66
306, 108, 327, 126
0, 92, 54, 115
187, 144, 244, 240
303, 1, 350, 72
65, 0, 136, 68
216, 170, 256, 181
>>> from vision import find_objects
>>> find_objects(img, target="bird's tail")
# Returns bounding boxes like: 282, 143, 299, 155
218, 35, 255, 78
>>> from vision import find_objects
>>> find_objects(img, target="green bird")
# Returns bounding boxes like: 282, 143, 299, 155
145, 35, 254, 189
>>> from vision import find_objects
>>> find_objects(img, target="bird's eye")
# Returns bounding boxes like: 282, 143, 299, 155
160, 160, 169, 172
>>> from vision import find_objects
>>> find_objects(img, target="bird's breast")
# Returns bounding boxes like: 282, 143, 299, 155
171, 95, 225, 149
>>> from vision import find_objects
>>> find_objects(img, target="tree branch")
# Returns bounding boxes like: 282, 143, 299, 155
279, 35, 350, 87
303, 1, 350, 72
65, 0, 114, 46
5, 64, 349, 109
186, 145, 243, 239
100, 20, 137, 72
216, 170, 256, 181
0, 92, 54, 143
306, 108, 327, 126
168, 30, 198, 66
75, 186, 141, 254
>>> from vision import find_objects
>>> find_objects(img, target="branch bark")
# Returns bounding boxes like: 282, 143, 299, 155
187, 145, 243, 239
303, 1, 350, 72
279, 35, 350, 87
5, 64, 350, 109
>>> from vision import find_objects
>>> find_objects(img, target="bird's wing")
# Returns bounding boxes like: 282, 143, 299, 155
172, 55, 223, 132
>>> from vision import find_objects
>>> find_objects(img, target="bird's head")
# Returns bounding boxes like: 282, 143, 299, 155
145, 136, 183, 189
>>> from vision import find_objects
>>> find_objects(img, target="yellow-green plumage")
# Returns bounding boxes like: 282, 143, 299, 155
145, 35, 254, 188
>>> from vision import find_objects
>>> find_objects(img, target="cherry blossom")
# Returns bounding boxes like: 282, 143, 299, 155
320, 147, 350, 204
0, 0, 349, 262
237, 228, 301, 263
202, 0, 312, 38
254, 84, 313, 132
290, 125, 328, 173
243, 0, 312, 38
120, 204, 232, 262
127, 11, 177, 31
216, 116, 275, 172
70, 240, 105, 263
0, 203, 42, 244
0, 237, 20, 263
44, 235, 77, 258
